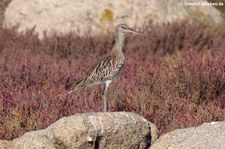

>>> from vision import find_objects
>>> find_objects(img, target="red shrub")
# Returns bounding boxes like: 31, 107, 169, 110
0, 21, 225, 139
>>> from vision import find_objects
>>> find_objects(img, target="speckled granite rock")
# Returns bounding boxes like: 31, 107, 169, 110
0, 112, 158, 149
150, 121, 225, 149
3, 0, 223, 39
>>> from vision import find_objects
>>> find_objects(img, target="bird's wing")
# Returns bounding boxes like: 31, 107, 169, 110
65, 54, 124, 91
81, 54, 124, 85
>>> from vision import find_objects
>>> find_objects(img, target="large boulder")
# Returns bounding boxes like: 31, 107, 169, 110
150, 121, 225, 149
3, 0, 224, 39
0, 112, 158, 149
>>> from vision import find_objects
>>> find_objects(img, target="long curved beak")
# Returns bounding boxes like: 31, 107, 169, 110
127, 28, 155, 42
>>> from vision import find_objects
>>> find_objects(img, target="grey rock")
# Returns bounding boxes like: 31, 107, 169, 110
150, 121, 225, 149
3, 0, 224, 39
0, 112, 158, 149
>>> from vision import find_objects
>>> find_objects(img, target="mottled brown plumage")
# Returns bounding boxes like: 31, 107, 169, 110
65, 52, 124, 90
65, 24, 147, 112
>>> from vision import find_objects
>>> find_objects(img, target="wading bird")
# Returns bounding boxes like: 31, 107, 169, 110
65, 24, 150, 112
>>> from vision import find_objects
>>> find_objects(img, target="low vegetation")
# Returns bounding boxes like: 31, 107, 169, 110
0, 20, 225, 140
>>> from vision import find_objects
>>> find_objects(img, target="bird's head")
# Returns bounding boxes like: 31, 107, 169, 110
116, 24, 144, 35
116, 24, 154, 41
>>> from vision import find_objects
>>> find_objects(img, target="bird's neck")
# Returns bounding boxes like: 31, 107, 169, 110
111, 32, 125, 55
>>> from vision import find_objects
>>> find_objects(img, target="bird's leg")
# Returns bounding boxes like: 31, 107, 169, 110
102, 80, 111, 112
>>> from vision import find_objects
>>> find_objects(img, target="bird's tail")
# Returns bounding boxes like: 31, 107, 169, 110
65, 83, 76, 93
65, 79, 84, 94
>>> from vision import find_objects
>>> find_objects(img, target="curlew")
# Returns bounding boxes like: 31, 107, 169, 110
65, 24, 150, 112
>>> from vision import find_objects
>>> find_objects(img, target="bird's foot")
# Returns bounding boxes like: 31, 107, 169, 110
104, 108, 110, 112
